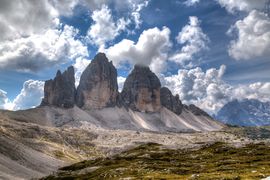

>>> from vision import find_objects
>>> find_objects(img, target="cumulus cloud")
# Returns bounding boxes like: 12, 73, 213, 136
0, 80, 44, 111
228, 10, 270, 60
0, 25, 88, 72
105, 26, 171, 75
0, 0, 58, 42
164, 65, 270, 114
0, 89, 9, 109
12, 80, 44, 110
87, 5, 129, 50
215, 0, 270, 61
169, 16, 209, 68
216, 0, 265, 13
233, 82, 270, 101
164, 65, 228, 113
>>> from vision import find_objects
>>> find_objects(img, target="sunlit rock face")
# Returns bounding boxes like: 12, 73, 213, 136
160, 87, 183, 115
41, 66, 76, 108
76, 53, 118, 109
121, 65, 161, 113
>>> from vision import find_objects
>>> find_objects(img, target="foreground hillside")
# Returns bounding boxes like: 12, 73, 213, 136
1, 114, 270, 179
43, 142, 270, 180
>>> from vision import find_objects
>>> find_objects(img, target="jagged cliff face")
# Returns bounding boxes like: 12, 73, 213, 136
39, 53, 214, 121
121, 65, 161, 112
160, 87, 183, 115
41, 66, 76, 108
76, 53, 118, 109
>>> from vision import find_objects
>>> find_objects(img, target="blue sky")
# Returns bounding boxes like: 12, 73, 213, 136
0, 0, 269, 113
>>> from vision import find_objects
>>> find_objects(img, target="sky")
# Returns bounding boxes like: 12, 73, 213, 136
0, 0, 269, 114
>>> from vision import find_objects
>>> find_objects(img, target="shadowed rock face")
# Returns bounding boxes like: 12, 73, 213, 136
160, 87, 183, 115
76, 53, 118, 109
41, 66, 76, 108
185, 104, 211, 117
121, 65, 161, 112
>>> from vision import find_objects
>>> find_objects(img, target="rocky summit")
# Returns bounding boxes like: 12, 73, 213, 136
121, 65, 161, 112
76, 53, 118, 109
41, 66, 76, 108
160, 87, 183, 115
40, 53, 214, 119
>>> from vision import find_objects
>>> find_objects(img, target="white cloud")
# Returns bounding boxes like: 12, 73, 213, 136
117, 76, 126, 92
233, 82, 270, 101
49, 0, 79, 16
0, 25, 88, 72
0, 89, 9, 109
129, 0, 150, 29
164, 65, 270, 114
228, 10, 270, 60
169, 16, 209, 68
215, 0, 270, 61
184, 0, 200, 6
87, 5, 130, 50
0, 0, 58, 42
216, 0, 265, 13
164, 65, 228, 113
12, 80, 44, 110
4, 80, 45, 111
73, 57, 91, 87
105, 26, 171, 75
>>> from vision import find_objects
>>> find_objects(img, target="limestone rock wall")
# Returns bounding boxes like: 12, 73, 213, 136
41, 66, 76, 108
121, 65, 161, 112
160, 87, 183, 115
76, 53, 118, 109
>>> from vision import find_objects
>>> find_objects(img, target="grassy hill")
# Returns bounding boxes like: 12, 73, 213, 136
43, 142, 270, 180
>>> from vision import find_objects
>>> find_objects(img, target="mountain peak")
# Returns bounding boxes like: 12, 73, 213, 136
93, 52, 109, 63
41, 66, 76, 108
76, 53, 118, 109
121, 64, 161, 112
217, 99, 270, 126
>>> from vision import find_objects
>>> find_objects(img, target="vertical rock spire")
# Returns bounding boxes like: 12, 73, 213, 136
76, 53, 118, 109
121, 64, 161, 112
41, 66, 76, 108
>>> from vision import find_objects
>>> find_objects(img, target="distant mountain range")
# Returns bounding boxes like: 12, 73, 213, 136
216, 99, 270, 127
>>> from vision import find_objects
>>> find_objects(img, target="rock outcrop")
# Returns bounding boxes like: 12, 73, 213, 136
160, 87, 183, 115
121, 65, 161, 112
41, 66, 76, 108
76, 53, 118, 109
185, 104, 211, 117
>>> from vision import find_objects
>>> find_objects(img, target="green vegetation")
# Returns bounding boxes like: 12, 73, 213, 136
42, 142, 270, 180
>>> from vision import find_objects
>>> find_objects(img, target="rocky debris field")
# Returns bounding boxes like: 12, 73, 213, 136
0, 115, 269, 179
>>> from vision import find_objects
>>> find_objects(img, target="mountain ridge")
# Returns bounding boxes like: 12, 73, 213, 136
216, 99, 270, 126
37, 52, 224, 132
